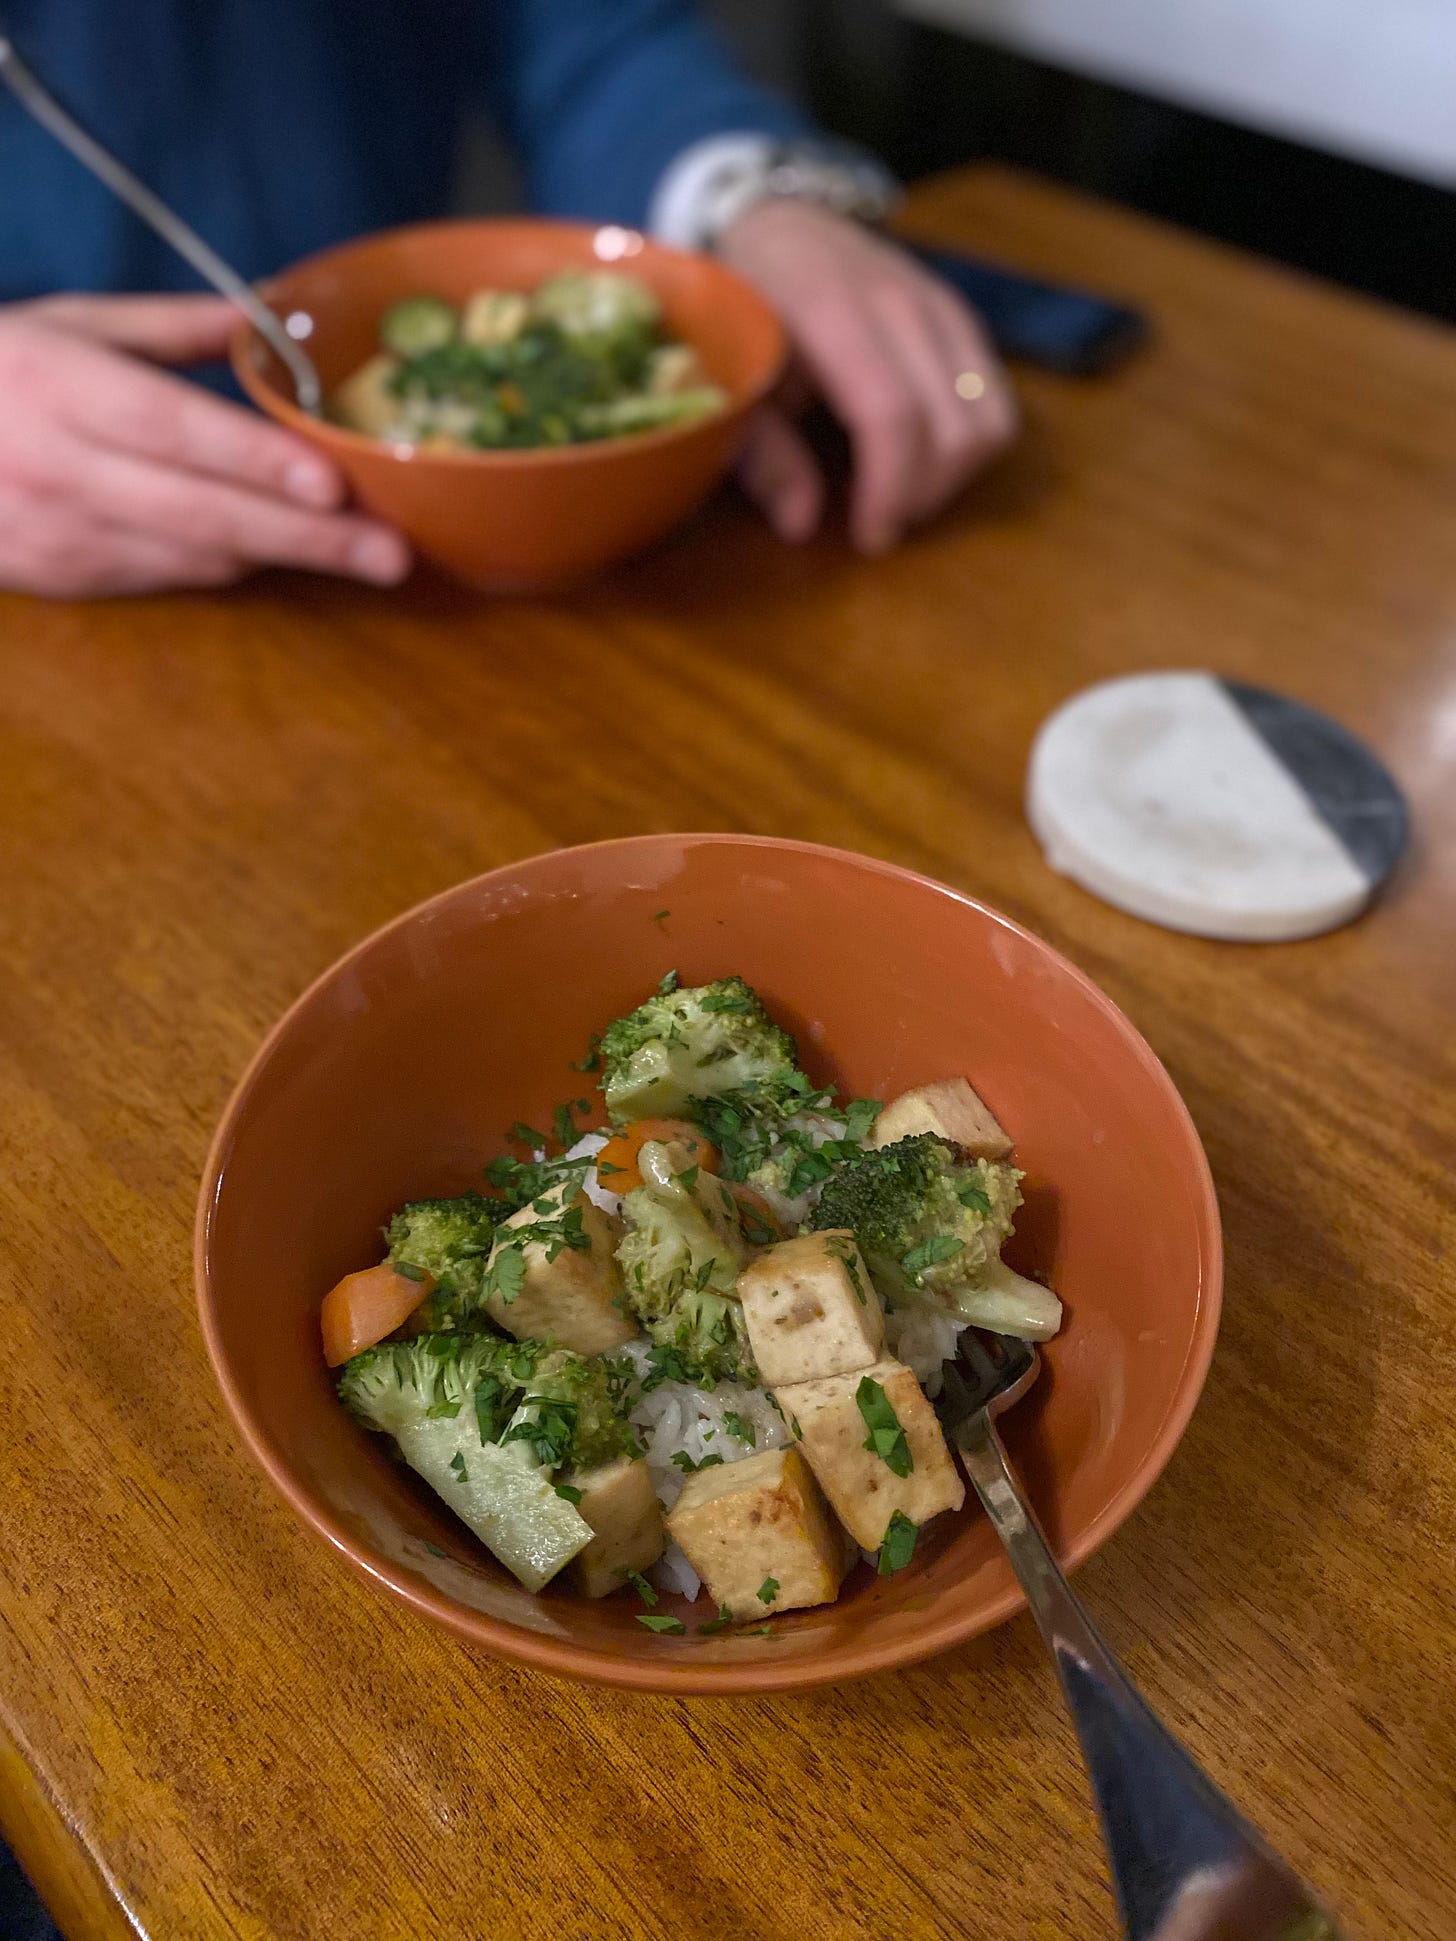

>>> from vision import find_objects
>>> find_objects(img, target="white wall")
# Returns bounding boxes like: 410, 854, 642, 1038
898, 0, 1456, 187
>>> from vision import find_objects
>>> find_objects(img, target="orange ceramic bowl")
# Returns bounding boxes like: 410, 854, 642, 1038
196, 836, 1221, 1695
231, 219, 786, 590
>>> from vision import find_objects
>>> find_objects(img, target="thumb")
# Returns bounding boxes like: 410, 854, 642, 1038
27, 293, 245, 364
736, 404, 824, 544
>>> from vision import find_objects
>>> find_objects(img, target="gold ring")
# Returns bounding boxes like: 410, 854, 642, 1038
954, 371, 987, 402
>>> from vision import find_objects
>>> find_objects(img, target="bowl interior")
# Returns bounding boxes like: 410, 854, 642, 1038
235, 218, 785, 435
198, 836, 1220, 1692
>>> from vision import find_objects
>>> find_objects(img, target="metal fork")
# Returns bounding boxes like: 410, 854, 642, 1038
0, 23, 321, 412
937, 1336, 1346, 1940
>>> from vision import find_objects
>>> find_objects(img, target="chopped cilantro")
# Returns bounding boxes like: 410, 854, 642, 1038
824, 1233, 869, 1305
422, 1540, 449, 1560
484, 1149, 591, 1212
627, 1570, 658, 1607
670, 1451, 725, 1474
790, 1415, 803, 1439
552, 1101, 581, 1150
502, 1401, 576, 1470
394, 1260, 428, 1284
484, 1245, 527, 1305
902, 1234, 965, 1280
877, 1510, 918, 1575
474, 1380, 506, 1445
652, 909, 671, 928
856, 1376, 914, 1478
723, 1412, 755, 1446
699, 988, 756, 1015
449, 1450, 468, 1485
736, 1199, 778, 1247
785, 1148, 835, 1200
658, 968, 680, 995
570, 1035, 603, 1074
957, 1177, 993, 1215
554, 1483, 583, 1505
698, 1605, 734, 1635
842, 1098, 881, 1143
643, 1342, 717, 1392
636, 1614, 687, 1635
757, 1576, 780, 1605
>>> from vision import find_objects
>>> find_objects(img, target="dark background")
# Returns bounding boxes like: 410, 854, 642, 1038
709, 0, 1455, 324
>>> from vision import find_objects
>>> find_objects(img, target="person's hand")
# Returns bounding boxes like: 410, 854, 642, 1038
716, 199, 1018, 554
0, 294, 411, 597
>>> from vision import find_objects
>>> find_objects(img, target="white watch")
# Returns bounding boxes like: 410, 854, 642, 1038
649, 135, 900, 253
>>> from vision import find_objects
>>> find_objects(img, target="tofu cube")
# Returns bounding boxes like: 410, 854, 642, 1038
461, 289, 530, 347
666, 1446, 850, 1621
776, 1358, 964, 1550
736, 1232, 884, 1386
330, 353, 402, 437
567, 1458, 665, 1598
484, 1189, 636, 1354
871, 1078, 1013, 1162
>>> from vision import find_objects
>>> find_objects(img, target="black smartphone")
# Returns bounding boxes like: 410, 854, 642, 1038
909, 243, 1150, 376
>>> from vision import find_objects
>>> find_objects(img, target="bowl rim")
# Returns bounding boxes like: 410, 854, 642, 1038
230, 214, 788, 467
195, 832, 1223, 1695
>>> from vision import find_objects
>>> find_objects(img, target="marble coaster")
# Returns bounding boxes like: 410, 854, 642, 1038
1026, 672, 1408, 941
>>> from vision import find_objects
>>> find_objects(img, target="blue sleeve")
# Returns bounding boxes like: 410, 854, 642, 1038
481, 0, 814, 226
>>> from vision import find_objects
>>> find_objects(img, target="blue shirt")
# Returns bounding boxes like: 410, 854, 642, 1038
0, 1, 810, 299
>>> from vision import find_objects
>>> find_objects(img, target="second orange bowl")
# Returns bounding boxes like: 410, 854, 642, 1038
232, 219, 787, 591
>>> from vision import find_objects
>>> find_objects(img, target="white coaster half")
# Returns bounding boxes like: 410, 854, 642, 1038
1026, 672, 1407, 941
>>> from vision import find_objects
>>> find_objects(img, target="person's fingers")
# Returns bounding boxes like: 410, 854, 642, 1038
782, 295, 926, 554
64, 441, 410, 583
868, 280, 1016, 524
23, 292, 245, 364
736, 405, 824, 542
922, 284, 1019, 454
36, 335, 345, 509
75, 530, 246, 597
0, 486, 243, 598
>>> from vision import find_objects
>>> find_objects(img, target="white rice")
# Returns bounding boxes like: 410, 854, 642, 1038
620, 1338, 791, 1600
884, 1303, 970, 1393
563, 1130, 623, 1216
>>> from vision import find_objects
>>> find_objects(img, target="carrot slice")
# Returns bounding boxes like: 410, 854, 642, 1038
320, 1261, 432, 1368
595, 1118, 720, 1195
728, 1183, 784, 1247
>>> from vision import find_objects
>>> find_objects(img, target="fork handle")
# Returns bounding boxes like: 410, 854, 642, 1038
956, 1417, 1345, 1940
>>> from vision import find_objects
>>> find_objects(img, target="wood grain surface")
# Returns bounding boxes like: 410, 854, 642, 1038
1, 165, 1453, 1941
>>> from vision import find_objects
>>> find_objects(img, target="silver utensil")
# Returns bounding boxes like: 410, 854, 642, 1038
937, 1335, 1346, 1941
0, 26, 321, 413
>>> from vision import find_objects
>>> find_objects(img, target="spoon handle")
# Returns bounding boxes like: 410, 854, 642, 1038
0, 31, 321, 412
956, 1415, 1346, 1941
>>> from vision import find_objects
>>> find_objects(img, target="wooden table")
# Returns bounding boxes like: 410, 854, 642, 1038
1, 165, 1453, 1941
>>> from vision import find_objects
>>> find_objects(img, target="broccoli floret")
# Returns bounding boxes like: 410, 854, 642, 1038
340, 1332, 637, 1473
531, 268, 660, 348
337, 1332, 635, 1591
811, 1134, 1023, 1304
527, 1346, 641, 1471
599, 976, 810, 1124
384, 1192, 498, 1329
615, 1141, 755, 1384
